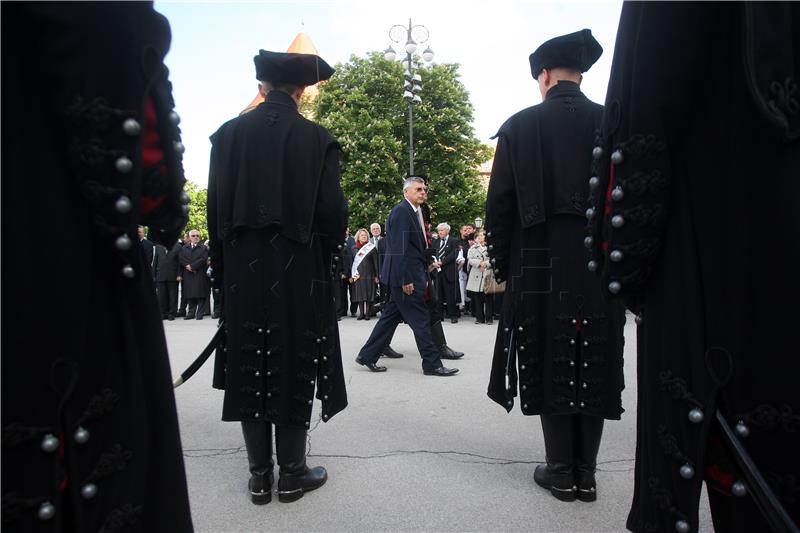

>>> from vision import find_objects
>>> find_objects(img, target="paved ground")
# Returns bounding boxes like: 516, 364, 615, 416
165, 311, 711, 532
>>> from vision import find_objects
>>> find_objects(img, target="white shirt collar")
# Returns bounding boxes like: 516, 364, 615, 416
405, 198, 418, 213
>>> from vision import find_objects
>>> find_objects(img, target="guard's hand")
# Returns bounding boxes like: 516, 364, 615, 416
402, 282, 414, 295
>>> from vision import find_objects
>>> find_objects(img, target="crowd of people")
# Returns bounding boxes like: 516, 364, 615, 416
334, 221, 503, 325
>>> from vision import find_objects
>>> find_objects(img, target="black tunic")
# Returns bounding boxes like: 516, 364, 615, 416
586, 3, 800, 532
1, 3, 192, 531
486, 81, 626, 420
208, 90, 348, 427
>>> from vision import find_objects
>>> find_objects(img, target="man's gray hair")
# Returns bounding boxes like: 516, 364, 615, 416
437, 222, 450, 231
403, 176, 425, 190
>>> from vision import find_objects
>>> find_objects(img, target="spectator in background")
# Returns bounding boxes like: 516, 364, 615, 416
466, 230, 493, 324
154, 239, 183, 320
179, 229, 209, 320
350, 228, 379, 320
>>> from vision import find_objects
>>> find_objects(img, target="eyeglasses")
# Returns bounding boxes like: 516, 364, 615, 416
190, 234, 200, 238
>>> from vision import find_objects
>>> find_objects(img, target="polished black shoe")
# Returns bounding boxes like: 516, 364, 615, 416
450, 318, 458, 324
249, 474, 272, 505
196, 316, 203, 320
534, 464, 577, 502
355, 357, 387, 372
486, 320, 494, 325
278, 466, 327, 503
212, 313, 220, 319
167, 315, 175, 321
176, 310, 186, 317
423, 366, 459, 376
380, 346, 404, 359
439, 345, 464, 360
183, 315, 194, 320
357, 315, 364, 320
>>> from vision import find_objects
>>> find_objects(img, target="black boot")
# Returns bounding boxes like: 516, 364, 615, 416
276, 425, 327, 502
241, 421, 274, 504
381, 345, 404, 358
431, 320, 464, 359
534, 414, 577, 502
574, 415, 604, 502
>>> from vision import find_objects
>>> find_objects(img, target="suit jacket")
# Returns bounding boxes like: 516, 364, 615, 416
435, 235, 460, 284
381, 199, 427, 290
154, 241, 182, 282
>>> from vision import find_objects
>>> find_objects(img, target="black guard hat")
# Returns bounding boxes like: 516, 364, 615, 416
254, 50, 335, 85
528, 29, 602, 80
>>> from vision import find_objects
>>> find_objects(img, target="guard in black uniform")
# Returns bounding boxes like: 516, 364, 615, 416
486, 29, 626, 503
586, 4, 800, 532
1, 3, 192, 531
207, 50, 348, 505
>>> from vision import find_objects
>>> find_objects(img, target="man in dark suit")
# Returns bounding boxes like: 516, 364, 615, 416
355, 177, 458, 377
138, 225, 155, 280
432, 222, 461, 323
178, 229, 208, 320
154, 240, 182, 320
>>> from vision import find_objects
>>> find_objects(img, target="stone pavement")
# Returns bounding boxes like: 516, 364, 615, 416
165, 312, 711, 532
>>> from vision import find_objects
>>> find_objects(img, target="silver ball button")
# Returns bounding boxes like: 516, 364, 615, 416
611, 149, 624, 165
81, 483, 98, 500
679, 464, 695, 479
688, 408, 704, 424
608, 281, 622, 294
173, 141, 185, 154
589, 176, 600, 190
592, 146, 603, 159
169, 111, 181, 125
635, 314, 643, 325
735, 421, 750, 438
121, 265, 135, 278
611, 187, 625, 202
731, 481, 747, 497
611, 215, 625, 228
41, 434, 59, 453
122, 118, 141, 136
584, 236, 593, 249
587, 260, 598, 272
585, 207, 595, 220
675, 520, 690, 533
115, 195, 132, 213
38, 502, 56, 521
115, 234, 132, 251
115, 156, 133, 174
610, 250, 624, 262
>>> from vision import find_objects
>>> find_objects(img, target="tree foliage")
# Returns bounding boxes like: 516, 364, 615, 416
316, 52, 492, 232
183, 180, 208, 239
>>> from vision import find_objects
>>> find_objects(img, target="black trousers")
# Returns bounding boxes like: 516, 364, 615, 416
437, 276, 460, 319
357, 285, 441, 371
186, 298, 205, 319
468, 290, 493, 323
157, 280, 178, 317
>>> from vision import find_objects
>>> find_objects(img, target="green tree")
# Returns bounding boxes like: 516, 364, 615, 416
316, 52, 492, 232
183, 180, 208, 239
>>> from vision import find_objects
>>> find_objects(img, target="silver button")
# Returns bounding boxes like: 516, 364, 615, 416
570, 339, 576, 346
592, 146, 603, 159
569, 380, 575, 386
266, 329, 271, 335
583, 340, 589, 347
313, 359, 319, 364
523, 404, 528, 409
41, 434, 59, 453
323, 414, 329, 420
585, 207, 595, 220
257, 328, 263, 334
582, 319, 588, 326
520, 365, 526, 370
81, 483, 98, 500
115, 234, 132, 251
587, 260, 598, 272
504, 327, 510, 332
38, 502, 55, 521
180, 204, 189, 216
322, 356, 328, 362
310, 380, 315, 385
589, 176, 600, 190
610, 249, 624, 262
266, 393, 272, 398
569, 361, 575, 367
115, 156, 133, 173
571, 319, 577, 325
583, 362, 589, 368
322, 336, 327, 341
579, 401, 585, 408
255, 391, 261, 397
255, 371, 260, 377
679, 464, 695, 479
323, 375, 328, 380
569, 401, 575, 407
675, 520, 690, 533
173, 141, 185, 154
180, 191, 190, 204
582, 382, 588, 389
256, 349, 262, 355
611, 215, 625, 228
584, 236, 593, 248
305, 422, 310, 427
323, 395, 329, 400
735, 421, 750, 438
308, 400, 312, 405
608, 281, 622, 294
266, 350, 271, 356
121, 265, 135, 278
611, 149, 624, 165
518, 326, 523, 332
266, 371, 271, 376
507, 400, 512, 406
611, 186, 624, 202
254, 412, 261, 418
169, 111, 181, 125
688, 408, 704, 424
731, 481, 747, 497
635, 314, 643, 325
122, 118, 141, 135
519, 345, 525, 351
316, 338, 322, 344
521, 385, 527, 391
115, 195, 132, 213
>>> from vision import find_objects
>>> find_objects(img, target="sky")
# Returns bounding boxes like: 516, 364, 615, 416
156, 0, 624, 188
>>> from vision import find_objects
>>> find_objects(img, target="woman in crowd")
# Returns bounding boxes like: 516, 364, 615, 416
466, 229, 493, 324
350, 228, 379, 320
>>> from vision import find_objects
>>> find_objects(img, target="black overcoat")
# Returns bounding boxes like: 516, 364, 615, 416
1, 3, 192, 531
486, 81, 626, 419
585, 3, 800, 531
179, 243, 209, 298
208, 90, 348, 428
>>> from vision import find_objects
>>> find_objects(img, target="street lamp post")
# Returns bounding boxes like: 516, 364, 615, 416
383, 19, 434, 176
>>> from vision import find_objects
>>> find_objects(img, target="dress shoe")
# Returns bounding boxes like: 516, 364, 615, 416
423, 366, 459, 376
439, 345, 464, 360
355, 357, 387, 372
364, 315, 371, 321
167, 315, 175, 321
486, 320, 494, 325
212, 313, 220, 319
196, 316, 203, 320
183, 315, 194, 320
450, 318, 458, 324
357, 315, 364, 320
176, 310, 186, 317
380, 346, 404, 359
